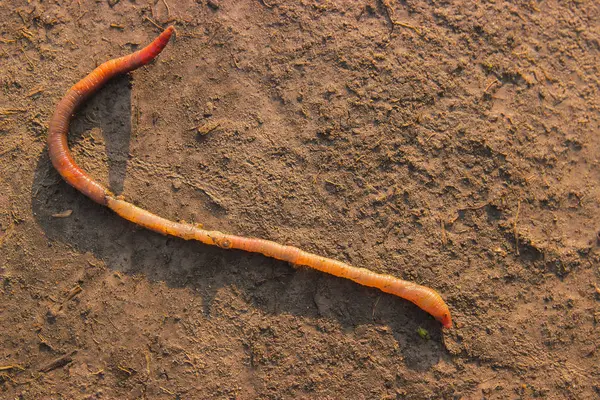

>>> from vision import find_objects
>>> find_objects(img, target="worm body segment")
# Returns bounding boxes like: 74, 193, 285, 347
47, 27, 452, 329
48, 26, 175, 205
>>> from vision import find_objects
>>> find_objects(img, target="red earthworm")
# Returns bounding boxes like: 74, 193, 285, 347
47, 27, 452, 329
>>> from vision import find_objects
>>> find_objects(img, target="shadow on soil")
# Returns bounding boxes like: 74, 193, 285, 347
31, 77, 449, 372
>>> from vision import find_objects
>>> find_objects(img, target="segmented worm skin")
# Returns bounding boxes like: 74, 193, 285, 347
48, 27, 175, 205
47, 27, 453, 329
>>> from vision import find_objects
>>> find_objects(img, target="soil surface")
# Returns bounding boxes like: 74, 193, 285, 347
1, 1, 599, 399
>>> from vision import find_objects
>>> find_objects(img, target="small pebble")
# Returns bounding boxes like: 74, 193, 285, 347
172, 178, 182, 190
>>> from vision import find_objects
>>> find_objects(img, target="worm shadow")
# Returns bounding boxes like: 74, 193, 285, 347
32, 76, 449, 372
71, 74, 132, 195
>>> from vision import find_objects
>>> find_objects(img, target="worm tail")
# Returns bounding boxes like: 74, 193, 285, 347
295, 251, 453, 328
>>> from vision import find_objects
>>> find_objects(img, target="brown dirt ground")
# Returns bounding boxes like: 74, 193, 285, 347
1, 0, 599, 399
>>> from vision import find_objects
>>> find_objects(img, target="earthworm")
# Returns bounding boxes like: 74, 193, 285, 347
47, 26, 452, 329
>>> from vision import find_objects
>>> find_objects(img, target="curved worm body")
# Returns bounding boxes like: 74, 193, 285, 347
47, 27, 452, 329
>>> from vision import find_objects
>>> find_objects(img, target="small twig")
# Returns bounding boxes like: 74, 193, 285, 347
0, 108, 26, 115
480, 373, 499, 384
89, 368, 104, 376
65, 284, 82, 301
160, 386, 175, 395
26, 86, 46, 97
37, 333, 56, 351
484, 78, 500, 93
459, 202, 489, 211
378, 0, 422, 35
440, 218, 448, 246
324, 179, 345, 190
230, 52, 240, 69
378, 0, 395, 33
107, 317, 119, 330
145, 351, 151, 376
395, 21, 421, 35
514, 200, 521, 255
144, 16, 163, 31
161, 0, 171, 17
372, 296, 381, 319
0, 365, 25, 372
117, 364, 134, 376
39, 351, 77, 373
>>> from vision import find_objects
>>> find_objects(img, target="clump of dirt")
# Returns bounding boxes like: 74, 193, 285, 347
1, 0, 598, 398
